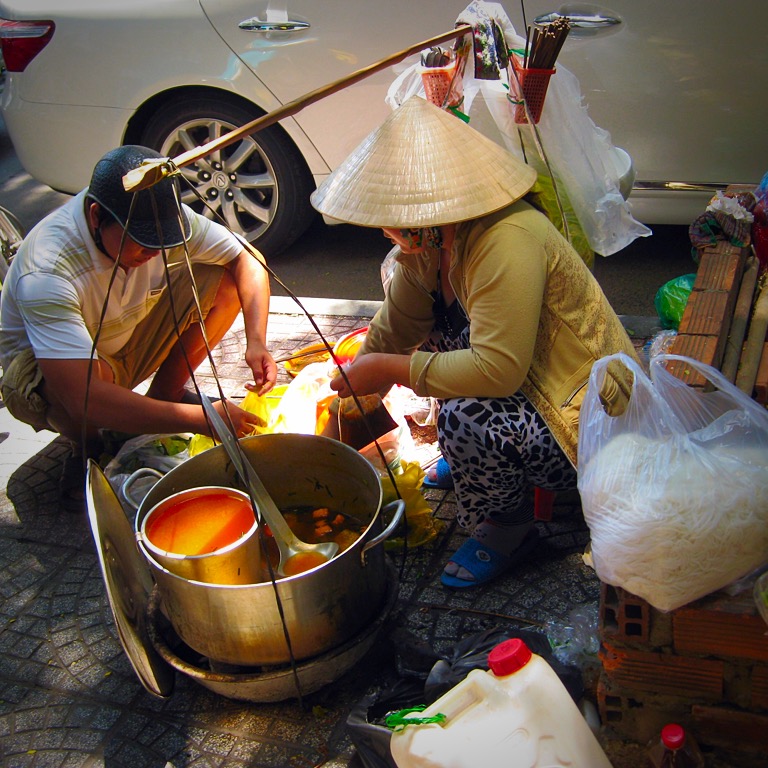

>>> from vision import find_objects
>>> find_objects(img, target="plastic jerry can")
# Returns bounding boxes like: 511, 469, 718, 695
389, 638, 613, 768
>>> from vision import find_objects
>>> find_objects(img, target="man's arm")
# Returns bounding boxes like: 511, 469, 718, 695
227, 247, 277, 395
37, 358, 262, 439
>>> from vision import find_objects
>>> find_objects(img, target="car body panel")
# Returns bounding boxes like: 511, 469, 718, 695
516, 1, 767, 222
0, 0, 765, 227
202, 0, 471, 173
0, 0, 328, 191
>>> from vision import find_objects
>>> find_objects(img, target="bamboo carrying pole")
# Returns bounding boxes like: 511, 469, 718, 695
124, 24, 473, 192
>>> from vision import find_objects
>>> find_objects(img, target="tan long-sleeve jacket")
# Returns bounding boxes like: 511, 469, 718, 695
360, 199, 639, 467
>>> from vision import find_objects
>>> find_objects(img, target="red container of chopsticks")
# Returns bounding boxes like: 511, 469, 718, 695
510, 56, 555, 125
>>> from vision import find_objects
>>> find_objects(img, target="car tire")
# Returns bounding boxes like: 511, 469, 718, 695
140, 96, 317, 257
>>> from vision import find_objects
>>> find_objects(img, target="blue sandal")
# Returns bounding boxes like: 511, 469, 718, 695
422, 457, 453, 490
440, 528, 540, 589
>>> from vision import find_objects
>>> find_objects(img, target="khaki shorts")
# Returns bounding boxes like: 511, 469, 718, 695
1, 264, 226, 432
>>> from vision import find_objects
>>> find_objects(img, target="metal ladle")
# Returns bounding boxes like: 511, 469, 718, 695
200, 393, 339, 577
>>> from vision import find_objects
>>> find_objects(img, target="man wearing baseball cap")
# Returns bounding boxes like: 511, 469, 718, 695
0, 145, 276, 508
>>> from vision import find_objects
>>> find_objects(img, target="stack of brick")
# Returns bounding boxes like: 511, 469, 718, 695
666, 240, 752, 386
594, 234, 768, 764
598, 582, 768, 764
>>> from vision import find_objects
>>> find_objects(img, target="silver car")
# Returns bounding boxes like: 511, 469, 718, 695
0, 1, 764, 255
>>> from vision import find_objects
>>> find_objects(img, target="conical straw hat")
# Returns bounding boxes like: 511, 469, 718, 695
310, 96, 537, 228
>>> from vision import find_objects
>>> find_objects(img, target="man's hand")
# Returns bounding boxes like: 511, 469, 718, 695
211, 399, 266, 439
243, 340, 277, 396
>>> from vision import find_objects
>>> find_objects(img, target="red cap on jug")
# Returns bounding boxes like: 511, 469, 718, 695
488, 638, 532, 676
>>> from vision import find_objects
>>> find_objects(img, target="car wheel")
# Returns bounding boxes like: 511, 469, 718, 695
140, 96, 316, 256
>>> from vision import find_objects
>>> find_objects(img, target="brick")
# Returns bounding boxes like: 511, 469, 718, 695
599, 584, 674, 650
597, 675, 768, 764
666, 336, 720, 382
693, 249, 744, 294
698, 240, 750, 260
678, 289, 732, 337
600, 583, 650, 645
600, 641, 724, 699
674, 606, 768, 662
752, 665, 768, 709
691, 704, 768, 752
596, 675, 686, 744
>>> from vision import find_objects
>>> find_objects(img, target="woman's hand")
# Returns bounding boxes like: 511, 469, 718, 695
330, 352, 410, 398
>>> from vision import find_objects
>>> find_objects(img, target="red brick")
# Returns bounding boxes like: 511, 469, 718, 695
674, 606, 768, 662
666, 336, 720, 382
692, 249, 744, 294
600, 642, 724, 699
698, 240, 749, 260
678, 289, 732, 337
596, 675, 685, 744
691, 704, 768, 751
752, 666, 768, 710
600, 583, 650, 645
754, 342, 768, 405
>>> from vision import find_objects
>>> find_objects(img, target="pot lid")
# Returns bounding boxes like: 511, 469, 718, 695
86, 459, 174, 697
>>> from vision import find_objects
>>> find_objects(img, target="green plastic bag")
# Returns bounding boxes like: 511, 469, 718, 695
654, 273, 696, 330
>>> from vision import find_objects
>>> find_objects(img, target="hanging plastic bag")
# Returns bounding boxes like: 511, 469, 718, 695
380, 460, 443, 550
577, 353, 768, 612
386, 3, 650, 257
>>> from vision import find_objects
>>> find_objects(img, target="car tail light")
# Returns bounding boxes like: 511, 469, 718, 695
0, 19, 55, 72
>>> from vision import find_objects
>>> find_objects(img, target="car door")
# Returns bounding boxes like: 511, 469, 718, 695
204, 0, 766, 225
504, 1, 767, 223
202, 0, 472, 172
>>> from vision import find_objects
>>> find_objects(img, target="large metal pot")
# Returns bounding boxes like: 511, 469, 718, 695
135, 433, 403, 667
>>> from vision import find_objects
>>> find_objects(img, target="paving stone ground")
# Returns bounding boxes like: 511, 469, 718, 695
0, 299, 680, 768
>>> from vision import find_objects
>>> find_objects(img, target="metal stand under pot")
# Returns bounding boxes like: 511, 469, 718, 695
145, 562, 398, 702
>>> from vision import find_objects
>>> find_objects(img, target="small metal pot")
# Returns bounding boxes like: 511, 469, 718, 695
135, 433, 403, 667
138, 486, 261, 585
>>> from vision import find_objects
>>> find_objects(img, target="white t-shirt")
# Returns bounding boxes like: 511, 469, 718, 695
0, 190, 242, 369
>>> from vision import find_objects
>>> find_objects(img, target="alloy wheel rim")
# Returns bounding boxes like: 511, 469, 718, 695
159, 117, 278, 243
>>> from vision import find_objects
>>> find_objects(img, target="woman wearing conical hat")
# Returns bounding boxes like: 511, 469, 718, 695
312, 96, 638, 589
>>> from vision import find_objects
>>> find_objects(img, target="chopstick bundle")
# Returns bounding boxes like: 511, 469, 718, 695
512, 17, 570, 124
524, 17, 571, 70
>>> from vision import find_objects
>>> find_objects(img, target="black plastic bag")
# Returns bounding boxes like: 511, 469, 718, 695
346, 626, 584, 768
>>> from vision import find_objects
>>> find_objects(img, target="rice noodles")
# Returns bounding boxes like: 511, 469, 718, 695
579, 432, 768, 611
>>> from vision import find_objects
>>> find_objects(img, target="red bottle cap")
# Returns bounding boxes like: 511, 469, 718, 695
661, 724, 686, 750
487, 638, 532, 676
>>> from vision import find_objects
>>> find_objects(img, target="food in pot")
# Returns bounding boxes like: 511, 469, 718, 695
145, 490, 255, 555
262, 505, 365, 577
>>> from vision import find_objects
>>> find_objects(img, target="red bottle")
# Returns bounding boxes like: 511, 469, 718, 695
647, 723, 705, 768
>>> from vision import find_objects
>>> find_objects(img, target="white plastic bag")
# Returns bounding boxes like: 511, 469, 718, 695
103, 433, 192, 512
577, 353, 768, 612
386, 2, 650, 256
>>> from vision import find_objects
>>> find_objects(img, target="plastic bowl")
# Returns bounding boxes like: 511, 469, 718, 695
333, 327, 368, 366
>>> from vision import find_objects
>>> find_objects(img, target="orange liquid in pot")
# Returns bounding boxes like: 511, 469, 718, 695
282, 551, 329, 576
146, 492, 254, 555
